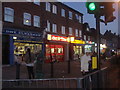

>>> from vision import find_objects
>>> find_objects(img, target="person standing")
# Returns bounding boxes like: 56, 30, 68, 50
80, 51, 91, 75
25, 48, 35, 79
14, 49, 22, 79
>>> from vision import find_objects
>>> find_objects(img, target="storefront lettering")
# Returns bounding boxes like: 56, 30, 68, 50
4, 29, 41, 37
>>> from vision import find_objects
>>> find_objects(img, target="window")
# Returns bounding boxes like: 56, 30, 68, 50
69, 11, 72, 19
52, 5, 57, 14
4, 7, 14, 22
84, 35, 86, 40
79, 16, 82, 23
33, 0, 40, 5
46, 20, 50, 32
75, 29, 78, 37
87, 27, 89, 31
61, 9, 65, 17
46, 2, 51, 12
69, 27, 72, 35
52, 24, 57, 33
75, 14, 79, 20
33, 15, 40, 27
79, 30, 82, 37
88, 36, 91, 41
61, 26, 65, 34
23, 12, 31, 26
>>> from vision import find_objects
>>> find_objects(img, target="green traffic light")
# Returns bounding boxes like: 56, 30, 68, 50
89, 3, 96, 11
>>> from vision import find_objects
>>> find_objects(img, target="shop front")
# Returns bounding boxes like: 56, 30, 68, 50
45, 34, 72, 63
71, 39, 85, 60
2, 28, 43, 65
84, 41, 95, 53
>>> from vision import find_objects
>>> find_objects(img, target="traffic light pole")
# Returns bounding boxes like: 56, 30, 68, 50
95, 15, 101, 70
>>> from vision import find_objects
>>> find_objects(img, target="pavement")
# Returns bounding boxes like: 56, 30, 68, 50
2, 59, 109, 80
2, 59, 120, 88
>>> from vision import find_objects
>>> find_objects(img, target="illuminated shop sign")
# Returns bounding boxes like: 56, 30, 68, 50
71, 40, 85, 44
47, 34, 74, 42
86, 41, 95, 44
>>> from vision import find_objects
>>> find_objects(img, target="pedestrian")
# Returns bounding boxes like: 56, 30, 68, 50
24, 48, 35, 79
80, 51, 91, 75
14, 49, 22, 79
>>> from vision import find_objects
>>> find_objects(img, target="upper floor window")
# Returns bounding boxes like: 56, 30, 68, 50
69, 27, 72, 35
46, 2, 51, 12
33, 15, 40, 27
61, 26, 65, 34
46, 20, 50, 32
87, 27, 89, 31
61, 9, 65, 17
69, 11, 72, 20
84, 35, 86, 40
88, 36, 91, 41
52, 5, 57, 14
79, 30, 82, 37
33, 0, 40, 5
75, 14, 79, 20
4, 7, 14, 22
52, 23, 57, 33
23, 12, 31, 26
75, 29, 79, 37
79, 16, 82, 23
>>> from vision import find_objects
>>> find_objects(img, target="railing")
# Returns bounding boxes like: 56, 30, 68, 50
2, 67, 108, 88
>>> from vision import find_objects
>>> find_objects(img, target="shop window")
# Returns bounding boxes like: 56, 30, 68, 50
4, 7, 14, 22
23, 12, 31, 26
69, 27, 72, 35
69, 11, 72, 20
14, 43, 42, 55
52, 23, 57, 33
45, 45, 64, 63
61, 9, 65, 17
33, 15, 40, 27
52, 5, 57, 14
61, 26, 65, 34
46, 2, 51, 12
33, 0, 40, 5
73, 46, 82, 60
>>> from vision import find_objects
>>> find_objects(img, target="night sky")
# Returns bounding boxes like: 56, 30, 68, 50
62, 2, 118, 35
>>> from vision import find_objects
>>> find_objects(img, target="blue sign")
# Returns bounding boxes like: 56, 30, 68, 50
3, 28, 42, 37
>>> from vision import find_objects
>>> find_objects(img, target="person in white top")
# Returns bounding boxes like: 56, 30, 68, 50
80, 51, 91, 75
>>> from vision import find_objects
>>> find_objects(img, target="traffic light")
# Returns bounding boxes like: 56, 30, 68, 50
104, 2, 116, 24
86, 2, 99, 14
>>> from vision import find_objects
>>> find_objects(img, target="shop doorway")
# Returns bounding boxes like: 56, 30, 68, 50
45, 44, 64, 63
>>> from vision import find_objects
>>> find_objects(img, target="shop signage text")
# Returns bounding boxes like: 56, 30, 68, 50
47, 34, 68, 42
3, 29, 41, 37
71, 40, 85, 44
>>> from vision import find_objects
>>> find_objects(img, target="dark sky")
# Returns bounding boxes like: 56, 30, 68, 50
63, 2, 118, 34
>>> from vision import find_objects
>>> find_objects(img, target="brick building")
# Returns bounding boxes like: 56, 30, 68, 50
2, 2, 85, 65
